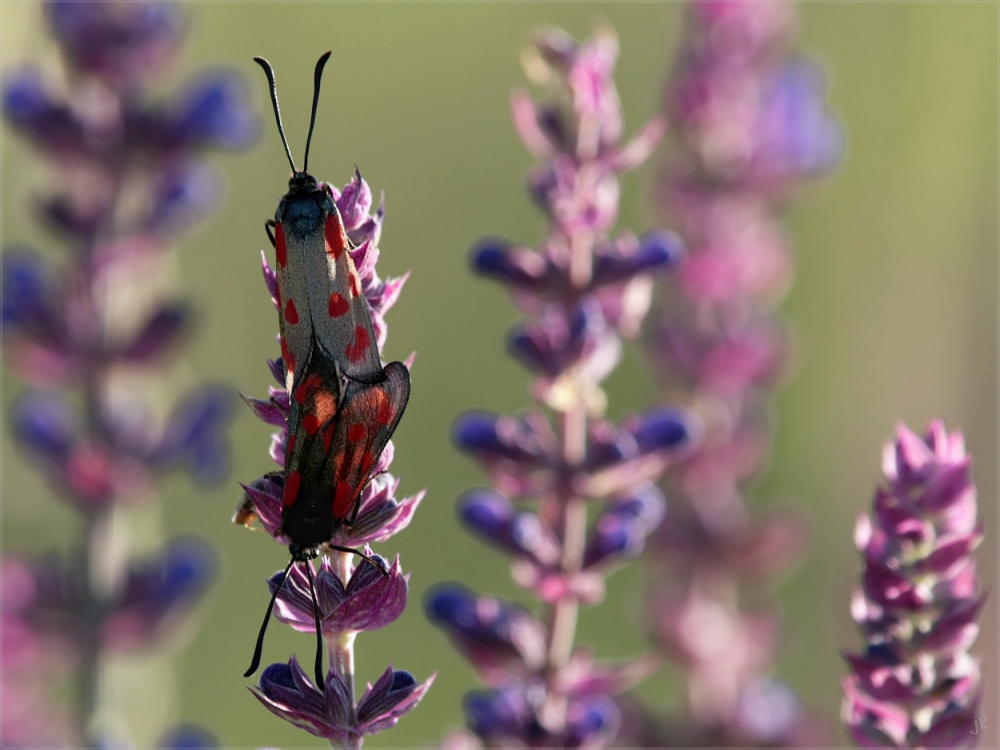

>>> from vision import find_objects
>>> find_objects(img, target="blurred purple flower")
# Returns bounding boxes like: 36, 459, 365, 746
429, 26, 692, 748
842, 421, 984, 749
2, 1, 257, 745
635, 0, 840, 745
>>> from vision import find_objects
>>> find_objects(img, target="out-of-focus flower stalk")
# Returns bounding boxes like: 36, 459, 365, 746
238, 171, 431, 747
843, 421, 984, 749
2, 2, 257, 746
636, 0, 841, 745
427, 27, 692, 747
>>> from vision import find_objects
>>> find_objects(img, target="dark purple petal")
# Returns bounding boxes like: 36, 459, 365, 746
507, 300, 613, 379
251, 658, 348, 740
584, 419, 637, 469
170, 69, 258, 151
458, 489, 558, 564
103, 537, 215, 651
583, 488, 665, 569
236, 473, 284, 537
453, 411, 554, 468
336, 168, 373, 229
356, 667, 434, 735
156, 385, 235, 484
331, 556, 408, 632
2, 69, 86, 156
10, 392, 77, 464
426, 585, 547, 678
157, 724, 216, 749
118, 301, 193, 362
46, 1, 184, 85
239, 391, 287, 427
146, 161, 223, 235
911, 700, 983, 749
271, 555, 407, 634
464, 687, 537, 744
343, 479, 424, 545
630, 408, 691, 453
266, 356, 285, 384
564, 696, 619, 748
592, 230, 685, 286
921, 596, 986, 652
471, 239, 551, 290
2, 249, 58, 333
3, 69, 52, 124
841, 677, 909, 747
758, 58, 843, 179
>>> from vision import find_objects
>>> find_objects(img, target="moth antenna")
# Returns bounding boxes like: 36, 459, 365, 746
244, 556, 296, 678
304, 559, 326, 690
253, 56, 297, 174
302, 51, 332, 174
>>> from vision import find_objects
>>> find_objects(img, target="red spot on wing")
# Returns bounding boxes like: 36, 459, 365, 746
348, 423, 368, 442
281, 338, 295, 376
375, 391, 396, 425
343, 325, 371, 364
333, 480, 354, 520
328, 292, 350, 318
286, 434, 296, 456
283, 471, 301, 507
284, 299, 299, 325
324, 215, 347, 259
303, 414, 321, 435
362, 450, 376, 471
349, 271, 362, 298
294, 374, 322, 405
275, 224, 287, 269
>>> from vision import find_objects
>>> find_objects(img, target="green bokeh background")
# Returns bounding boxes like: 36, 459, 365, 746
2, 3, 996, 748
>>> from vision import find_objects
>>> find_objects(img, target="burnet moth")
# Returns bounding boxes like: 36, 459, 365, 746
242, 53, 411, 690
259, 52, 386, 392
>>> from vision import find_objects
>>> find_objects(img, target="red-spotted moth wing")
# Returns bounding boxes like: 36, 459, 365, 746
273, 192, 383, 391
279, 347, 409, 552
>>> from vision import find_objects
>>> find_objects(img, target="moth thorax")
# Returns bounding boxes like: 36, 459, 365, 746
280, 190, 331, 237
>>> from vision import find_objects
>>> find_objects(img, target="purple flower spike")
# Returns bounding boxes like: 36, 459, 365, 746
3, 2, 258, 742
634, 1, 840, 743
843, 421, 985, 748
434, 26, 692, 747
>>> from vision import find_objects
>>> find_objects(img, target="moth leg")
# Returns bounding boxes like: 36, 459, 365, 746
264, 219, 277, 247
328, 543, 388, 578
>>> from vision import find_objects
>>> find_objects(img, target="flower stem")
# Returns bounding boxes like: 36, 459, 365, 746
328, 551, 362, 750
